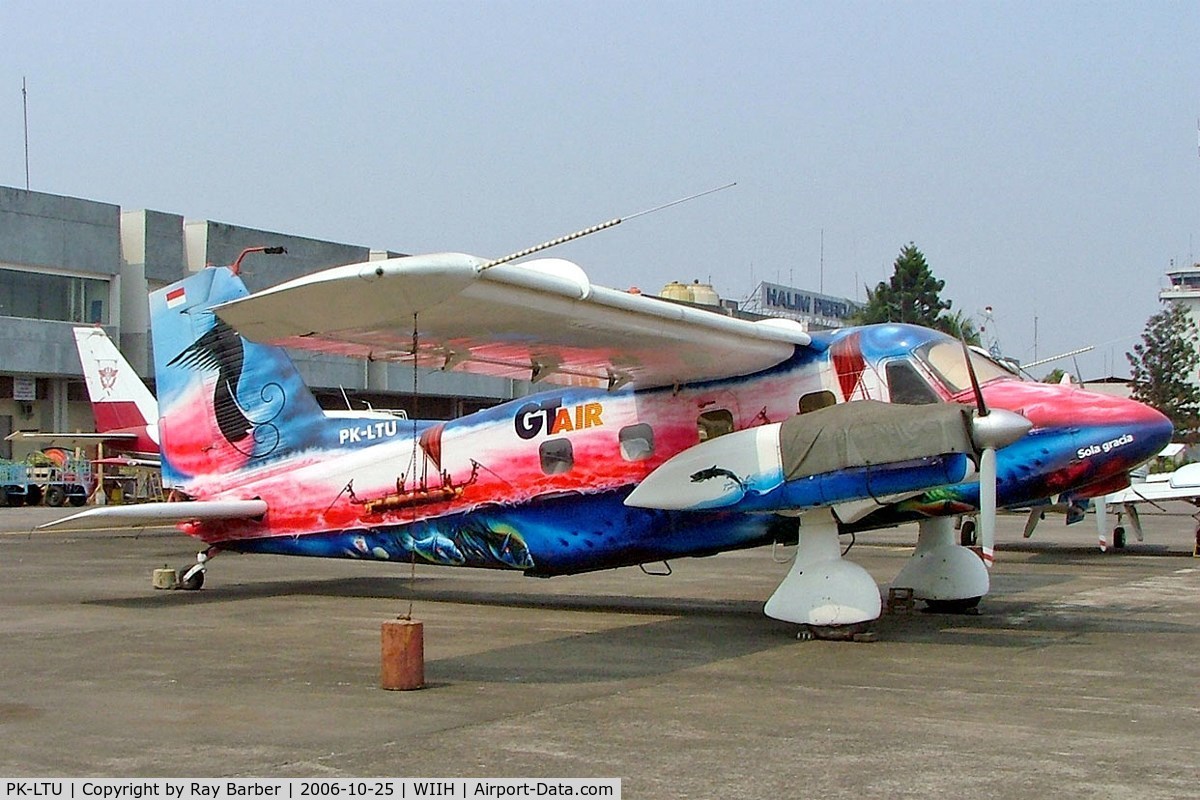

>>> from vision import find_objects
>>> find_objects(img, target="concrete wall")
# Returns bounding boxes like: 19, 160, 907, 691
0, 188, 121, 377
0, 187, 120, 276
184, 220, 384, 289
120, 209, 186, 376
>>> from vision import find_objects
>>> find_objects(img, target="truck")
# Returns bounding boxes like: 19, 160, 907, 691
1, 452, 92, 507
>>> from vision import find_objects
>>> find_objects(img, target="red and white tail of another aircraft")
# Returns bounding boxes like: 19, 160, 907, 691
5, 327, 160, 466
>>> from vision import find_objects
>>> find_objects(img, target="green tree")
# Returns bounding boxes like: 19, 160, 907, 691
857, 244, 950, 327
1127, 303, 1200, 441
854, 243, 979, 344
1041, 368, 1067, 384
935, 309, 982, 347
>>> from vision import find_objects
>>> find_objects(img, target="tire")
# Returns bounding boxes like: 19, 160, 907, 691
1113, 526, 1127, 550
924, 596, 982, 614
24, 485, 42, 506
68, 491, 86, 507
959, 519, 977, 547
178, 566, 205, 591
3, 487, 21, 507
43, 485, 66, 507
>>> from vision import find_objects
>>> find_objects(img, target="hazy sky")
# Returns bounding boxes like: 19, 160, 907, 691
2, 2, 1197, 380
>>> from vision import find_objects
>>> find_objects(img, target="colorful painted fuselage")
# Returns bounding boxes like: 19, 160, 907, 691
153, 267, 1172, 576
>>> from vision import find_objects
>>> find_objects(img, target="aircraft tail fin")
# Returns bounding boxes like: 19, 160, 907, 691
149, 266, 328, 494
72, 326, 158, 433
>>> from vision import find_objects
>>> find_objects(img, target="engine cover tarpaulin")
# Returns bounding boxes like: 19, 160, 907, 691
780, 400, 976, 479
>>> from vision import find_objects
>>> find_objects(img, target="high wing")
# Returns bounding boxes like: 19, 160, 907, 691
212, 253, 811, 390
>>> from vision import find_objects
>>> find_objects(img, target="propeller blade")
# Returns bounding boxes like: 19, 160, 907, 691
961, 339, 988, 416
978, 445, 997, 567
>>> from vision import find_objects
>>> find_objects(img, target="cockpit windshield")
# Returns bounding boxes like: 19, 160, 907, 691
915, 341, 1017, 395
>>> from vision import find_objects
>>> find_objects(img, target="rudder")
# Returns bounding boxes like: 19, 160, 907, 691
149, 266, 328, 493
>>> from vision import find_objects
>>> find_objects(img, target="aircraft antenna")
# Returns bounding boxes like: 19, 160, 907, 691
230, 245, 287, 275
479, 182, 736, 271
818, 228, 824, 294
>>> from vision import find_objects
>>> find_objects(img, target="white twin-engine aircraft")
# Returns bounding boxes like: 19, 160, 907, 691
44, 246, 1172, 635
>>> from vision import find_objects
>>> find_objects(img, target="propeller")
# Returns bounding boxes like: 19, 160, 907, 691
961, 341, 1032, 567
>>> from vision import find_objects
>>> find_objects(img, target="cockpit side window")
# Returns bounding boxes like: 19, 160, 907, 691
885, 360, 941, 405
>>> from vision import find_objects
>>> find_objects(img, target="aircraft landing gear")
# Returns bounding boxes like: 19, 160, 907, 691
959, 518, 977, 547
891, 517, 989, 612
1112, 526, 1127, 550
764, 509, 881, 632
178, 548, 217, 590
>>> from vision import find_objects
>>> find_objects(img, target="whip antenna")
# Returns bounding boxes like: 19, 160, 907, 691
480, 182, 736, 271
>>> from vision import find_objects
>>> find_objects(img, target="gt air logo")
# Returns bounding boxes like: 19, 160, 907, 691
1077, 433, 1133, 460
514, 397, 603, 440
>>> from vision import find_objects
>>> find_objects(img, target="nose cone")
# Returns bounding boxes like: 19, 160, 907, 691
972, 380, 1174, 500
1104, 397, 1174, 465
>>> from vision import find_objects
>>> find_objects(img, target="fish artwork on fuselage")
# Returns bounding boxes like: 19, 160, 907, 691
42, 247, 1174, 629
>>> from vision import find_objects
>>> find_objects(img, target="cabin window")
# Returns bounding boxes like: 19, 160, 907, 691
798, 390, 836, 414
539, 438, 574, 474
619, 423, 655, 461
886, 360, 940, 405
697, 409, 735, 442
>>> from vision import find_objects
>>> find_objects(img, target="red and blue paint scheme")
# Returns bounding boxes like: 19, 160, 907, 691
47, 253, 1172, 627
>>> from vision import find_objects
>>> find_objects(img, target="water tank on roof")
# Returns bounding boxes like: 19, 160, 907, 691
660, 281, 692, 302
690, 280, 719, 306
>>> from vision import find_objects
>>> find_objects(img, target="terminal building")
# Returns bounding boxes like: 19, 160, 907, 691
0, 186, 535, 460
659, 278, 860, 331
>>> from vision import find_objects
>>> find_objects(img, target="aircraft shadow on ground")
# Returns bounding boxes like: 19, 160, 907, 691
83, 572, 1197, 685
88, 574, 768, 617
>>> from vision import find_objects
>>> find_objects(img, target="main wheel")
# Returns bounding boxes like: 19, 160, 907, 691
924, 596, 982, 614
178, 566, 205, 591
44, 485, 66, 507
1113, 526, 1127, 550
959, 519, 977, 547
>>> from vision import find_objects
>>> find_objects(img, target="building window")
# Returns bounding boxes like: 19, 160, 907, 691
697, 409, 735, 442
0, 267, 109, 324
539, 438, 574, 475
619, 423, 654, 461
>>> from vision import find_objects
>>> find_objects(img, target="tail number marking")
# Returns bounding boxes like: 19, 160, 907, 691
339, 420, 400, 445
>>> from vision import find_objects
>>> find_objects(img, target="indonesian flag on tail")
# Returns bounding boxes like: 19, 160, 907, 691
165, 286, 187, 309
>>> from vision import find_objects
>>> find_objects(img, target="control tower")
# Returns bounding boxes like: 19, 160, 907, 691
1160, 262, 1200, 321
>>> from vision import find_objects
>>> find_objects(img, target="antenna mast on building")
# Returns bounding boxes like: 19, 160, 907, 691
819, 228, 825, 294
22, 77, 30, 189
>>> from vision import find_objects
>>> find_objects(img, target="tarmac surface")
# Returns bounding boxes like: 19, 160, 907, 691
1, 504, 1198, 798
